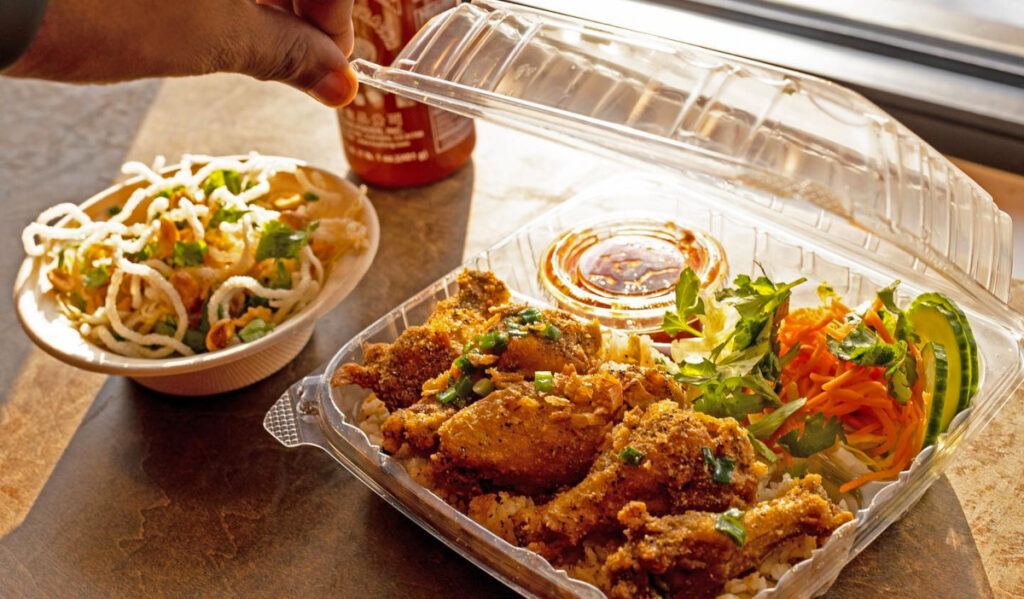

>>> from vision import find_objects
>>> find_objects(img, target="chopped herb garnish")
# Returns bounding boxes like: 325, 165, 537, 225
477, 330, 509, 352
255, 220, 316, 260
171, 240, 208, 267
155, 185, 184, 199
437, 387, 459, 405
748, 433, 779, 463
82, 265, 110, 289
472, 378, 494, 397
452, 375, 474, 399
266, 259, 292, 289
69, 292, 87, 312
715, 508, 747, 546
618, 446, 645, 466
203, 169, 242, 196
208, 204, 249, 229
701, 447, 736, 484
153, 317, 177, 337
674, 358, 718, 385
453, 355, 474, 375
826, 319, 914, 403
303, 191, 319, 202
662, 267, 705, 337
746, 397, 807, 440
106, 205, 122, 217
126, 241, 159, 262
239, 318, 274, 343
534, 371, 554, 393
777, 413, 844, 457
517, 307, 542, 324
540, 322, 562, 341
183, 329, 207, 353
245, 294, 271, 310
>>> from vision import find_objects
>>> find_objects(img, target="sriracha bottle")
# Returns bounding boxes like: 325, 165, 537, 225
340, 0, 475, 187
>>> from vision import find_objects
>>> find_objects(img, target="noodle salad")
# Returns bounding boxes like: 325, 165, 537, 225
22, 153, 369, 359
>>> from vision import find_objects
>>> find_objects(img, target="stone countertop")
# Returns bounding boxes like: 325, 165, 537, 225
0, 73, 1021, 598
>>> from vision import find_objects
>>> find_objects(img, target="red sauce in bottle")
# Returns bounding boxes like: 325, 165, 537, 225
339, 0, 475, 187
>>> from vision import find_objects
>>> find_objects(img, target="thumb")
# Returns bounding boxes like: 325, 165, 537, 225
231, 1, 358, 106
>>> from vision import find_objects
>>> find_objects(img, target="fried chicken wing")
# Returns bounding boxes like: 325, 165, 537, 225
381, 399, 456, 455
604, 475, 854, 599
488, 305, 603, 375
382, 365, 683, 458
431, 369, 625, 496
526, 400, 763, 557
332, 270, 509, 410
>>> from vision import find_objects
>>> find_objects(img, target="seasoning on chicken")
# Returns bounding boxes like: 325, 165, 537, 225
604, 475, 854, 599
382, 365, 683, 458
430, 368, 625, 497
332, 270, 509, 410
525, 400, 764, 559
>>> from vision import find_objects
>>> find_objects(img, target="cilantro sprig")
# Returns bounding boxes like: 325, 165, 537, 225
661, 267, 705, 337
826, 302, 917, 405
777, 413, 844, 457
255, 220, 318, 261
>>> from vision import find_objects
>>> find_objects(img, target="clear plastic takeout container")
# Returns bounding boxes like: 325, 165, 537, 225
264, 1, 1024, 596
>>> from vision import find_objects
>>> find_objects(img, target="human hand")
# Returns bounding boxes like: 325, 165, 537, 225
5, 0, 358, 106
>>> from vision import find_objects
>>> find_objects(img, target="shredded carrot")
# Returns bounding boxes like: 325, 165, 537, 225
769, 298, 926, 493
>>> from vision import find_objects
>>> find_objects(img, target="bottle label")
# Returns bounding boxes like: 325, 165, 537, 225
342, 0, 473, 172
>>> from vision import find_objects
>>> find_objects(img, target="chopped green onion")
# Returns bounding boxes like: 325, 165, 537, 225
238, 318, 273, 343
540, 322, 562, 341
82, 265, 110, 289
506, 326, 528, 338
618, 446, 645, 466
156, 185, 184, 199
303, 191, 319, 202
452, 375, 474, 399
478, 330, 509, 352
153, 317, 177, 337
517, 307, 542, 324
106, 205, 122, 217
715, 508, 747, 546
203, 169, 242, 196
208, 204, 249, 229
437, 387, 459, 405
701, 447, 736, 484
68, 292, 87, 312
171, 241, 208, 267
453, 355, 474, 374
183, 329, 207, 353
472, 378, 494, 397
534, 371, 554, 392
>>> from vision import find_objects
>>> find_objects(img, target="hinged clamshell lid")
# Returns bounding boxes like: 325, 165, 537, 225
352, 0, 1013, 303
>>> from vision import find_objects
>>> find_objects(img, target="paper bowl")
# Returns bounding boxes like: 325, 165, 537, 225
13, 157, 380, 396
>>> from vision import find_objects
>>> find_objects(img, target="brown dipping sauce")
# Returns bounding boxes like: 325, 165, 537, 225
540, 218, 726, 340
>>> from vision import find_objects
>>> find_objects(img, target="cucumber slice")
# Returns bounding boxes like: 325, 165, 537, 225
914, 292, 979, 406
920, 342, 949, 447
907, 299, 970, 434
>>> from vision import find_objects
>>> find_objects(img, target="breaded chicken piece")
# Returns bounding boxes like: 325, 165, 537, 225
382, 365, 682, 458
526, 400, 763, 559
332, 270, 509, 410
378, 307, 607, 455
381, 399, 456, 455
602, 364, 689, 409
604, 475, 854, 599
487, 305, 603, 375
430, 369, 625, 497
